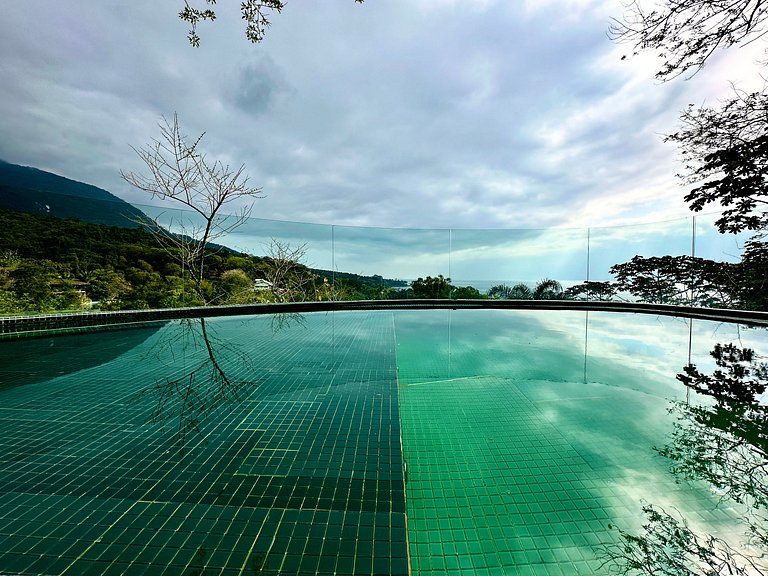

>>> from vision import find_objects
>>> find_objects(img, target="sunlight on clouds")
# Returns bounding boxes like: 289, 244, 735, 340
565, 178, 691, 229
464, 167, 533, 200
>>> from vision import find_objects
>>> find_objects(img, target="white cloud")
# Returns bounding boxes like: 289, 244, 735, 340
0, 0, 764, 241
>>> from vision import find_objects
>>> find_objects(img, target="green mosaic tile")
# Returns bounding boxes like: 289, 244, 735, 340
1, 309, 766, 575
0, 312, 407, 575
395, 309, 763, 575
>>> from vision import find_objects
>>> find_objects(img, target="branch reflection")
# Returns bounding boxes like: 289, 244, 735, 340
137, 317, 258, 452
601, 339, 768, 575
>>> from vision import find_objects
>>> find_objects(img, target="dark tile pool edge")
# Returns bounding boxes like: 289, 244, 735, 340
2, 299, 767, 338
0, 319, 171, 340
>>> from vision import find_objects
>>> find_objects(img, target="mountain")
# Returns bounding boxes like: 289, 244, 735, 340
0, 159, 147, 228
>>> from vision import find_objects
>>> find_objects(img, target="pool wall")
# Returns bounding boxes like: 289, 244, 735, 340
3, 299, 768, 339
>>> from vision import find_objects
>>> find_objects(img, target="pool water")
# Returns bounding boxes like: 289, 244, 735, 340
0, 309, 765, 575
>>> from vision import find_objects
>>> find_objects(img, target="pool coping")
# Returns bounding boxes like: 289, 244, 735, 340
2, 300, 767, 338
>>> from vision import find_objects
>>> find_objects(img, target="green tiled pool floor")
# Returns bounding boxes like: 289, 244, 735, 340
400, 375, 603, 575
0, 312, 406, 575
0, 310, 758, 575
395, 310, 753, 576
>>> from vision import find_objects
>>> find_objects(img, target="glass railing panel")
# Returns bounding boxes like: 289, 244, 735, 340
223, 215, 333, 270
449, 228, 589, 298
225, 215, 334, 303
588, 216, 694, 280
690, 212, 754, 308
693, 212, 748, 263
587, 216, 694, 303
3, 192, 765, 313
134, 205, 334, 304
330, 225, 450, 299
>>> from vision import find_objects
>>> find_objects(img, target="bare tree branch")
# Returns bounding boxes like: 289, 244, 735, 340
262, 239, 319, 303
610, 0, 768, 80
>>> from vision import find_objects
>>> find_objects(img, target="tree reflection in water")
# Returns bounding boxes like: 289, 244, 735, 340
269, 311, 306, 333
137, 317, 259, 452
601, 342, 768, 575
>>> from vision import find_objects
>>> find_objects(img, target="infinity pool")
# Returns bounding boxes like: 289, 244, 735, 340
0, 309, 765, 575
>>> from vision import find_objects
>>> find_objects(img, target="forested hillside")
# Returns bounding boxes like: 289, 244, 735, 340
0, 209, 405, 314
0, 160, 147, 228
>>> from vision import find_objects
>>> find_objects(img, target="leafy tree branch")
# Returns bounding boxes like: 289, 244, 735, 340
601, 343, 768, 574
667, 87, 768, 234
179, 0, 364, 47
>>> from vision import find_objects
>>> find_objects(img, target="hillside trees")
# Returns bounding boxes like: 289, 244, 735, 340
0, 208, 412, 313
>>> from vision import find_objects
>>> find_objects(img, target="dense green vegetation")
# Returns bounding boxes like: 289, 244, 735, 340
0, 208, 405, 314
397, 275, 483, 299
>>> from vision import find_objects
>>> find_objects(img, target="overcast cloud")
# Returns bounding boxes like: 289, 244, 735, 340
0, 0, 765, 231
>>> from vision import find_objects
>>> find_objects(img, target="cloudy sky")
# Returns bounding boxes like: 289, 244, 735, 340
0, 0, 764, 232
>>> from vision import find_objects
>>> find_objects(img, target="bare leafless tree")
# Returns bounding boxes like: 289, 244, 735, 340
263, 239, 317, 302
138, 317, 259, 452
610, 0, 768, 80
122, 114, 262, 303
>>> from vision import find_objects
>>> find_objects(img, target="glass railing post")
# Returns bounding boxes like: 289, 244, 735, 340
586, 227, 591, 284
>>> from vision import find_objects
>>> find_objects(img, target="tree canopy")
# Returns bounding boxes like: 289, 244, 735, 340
410, 275, 453, 299
666, 88, 768, 234
609, 254, 739, 306
562, 281, 617, 301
